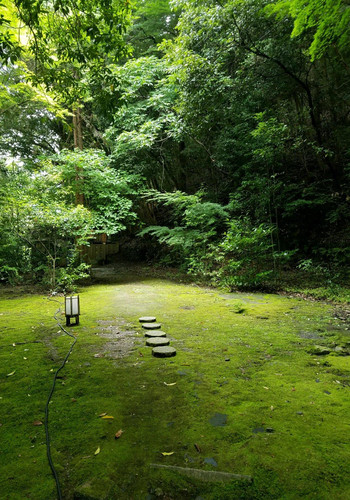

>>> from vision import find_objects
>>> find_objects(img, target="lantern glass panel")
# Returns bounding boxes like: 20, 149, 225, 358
65, 297, 72, 316
71, 296, 79, 316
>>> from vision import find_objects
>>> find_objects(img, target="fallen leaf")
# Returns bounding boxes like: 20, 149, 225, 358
50, 369, 54, 372
33, 420, 43, 426
164, 382, 177, 386
270, 406, 274, 411
23, 357, 27, 360
115, 429, 123, 439
94, 353, 104, 358
263, 387, 269, 390
161, 451, 174, 456
12, 343, 16, 347
101, 415, 114, 419
71, 398, 77, 403
335, 380, 341, 384
139, 352, 144, 357
291, 387, 296, 391
98, 412, 107, 417
94, 446, 100, 455
6, 371, 15, 377
194, 443, 201, 453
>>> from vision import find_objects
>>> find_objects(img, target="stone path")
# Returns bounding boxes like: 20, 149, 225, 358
139, 316, 177, 357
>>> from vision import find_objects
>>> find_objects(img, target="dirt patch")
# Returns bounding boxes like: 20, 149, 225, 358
95, 319, 140, 359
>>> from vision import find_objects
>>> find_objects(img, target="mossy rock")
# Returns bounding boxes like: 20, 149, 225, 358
309, 345, 331, 355
145, 330, 167, 338
152, 346, 177, 358
142, 322, 161, 330
146, 337, 170, 347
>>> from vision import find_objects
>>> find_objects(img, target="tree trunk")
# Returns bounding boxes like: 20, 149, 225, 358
73, 106, 84, 205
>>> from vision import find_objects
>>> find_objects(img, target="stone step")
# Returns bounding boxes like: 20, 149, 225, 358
146, 337, 170, 347
142, 322, 161, 330
144, 330, 167, 338
139, 316, 156, 323
152, 346, 176, 358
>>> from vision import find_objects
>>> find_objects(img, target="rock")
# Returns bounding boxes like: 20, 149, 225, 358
144, 330, 167, 338
334, 346, 349, 355
209, 413, 227, 427
152, 346, 176, 358
142, 322, 161, 330
309, 345, 331, 355
139, 316, 156, 323
146, 337, 170, 347
204, 457, 218, 467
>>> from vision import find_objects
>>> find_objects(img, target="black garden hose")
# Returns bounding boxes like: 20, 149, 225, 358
45, 298, 78, 500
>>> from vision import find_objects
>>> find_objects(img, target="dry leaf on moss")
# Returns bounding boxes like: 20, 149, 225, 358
115, 429, 123, 439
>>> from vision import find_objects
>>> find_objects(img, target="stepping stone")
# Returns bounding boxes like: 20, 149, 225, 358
142, 322, 161, 330
152, 346, 177, 358
145, 330, 167, 338
139, 316, 156, 323
146, 337, 170, 347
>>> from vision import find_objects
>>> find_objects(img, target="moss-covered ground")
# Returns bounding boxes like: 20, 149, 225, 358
0, 264, 349, 499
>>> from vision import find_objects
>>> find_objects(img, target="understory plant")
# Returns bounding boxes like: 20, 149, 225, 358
139, 190, 282, 289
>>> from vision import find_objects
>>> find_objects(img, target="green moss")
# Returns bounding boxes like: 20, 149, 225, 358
0, 265, 349, 499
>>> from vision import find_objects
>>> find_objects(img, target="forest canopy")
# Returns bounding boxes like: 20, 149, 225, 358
0, 0, 349, 292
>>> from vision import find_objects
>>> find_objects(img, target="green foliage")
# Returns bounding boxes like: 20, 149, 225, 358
56, 261, 90, 293
139, 190, 228, 270
0, 63, 68, 158
0, 150, 142, 288
128, 0, 179, 57
268, 0, 350, 60
51, 149, 142, 235
104, 56, 184, 189
218, 219, 275, 289
140, 190, 280, 288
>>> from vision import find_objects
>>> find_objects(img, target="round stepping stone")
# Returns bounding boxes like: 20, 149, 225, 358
142, 322, 161, 330
146, 337, 170, 347
139, 316, 156, 323
152, 346, 177, 358
145, 330, 167, 338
